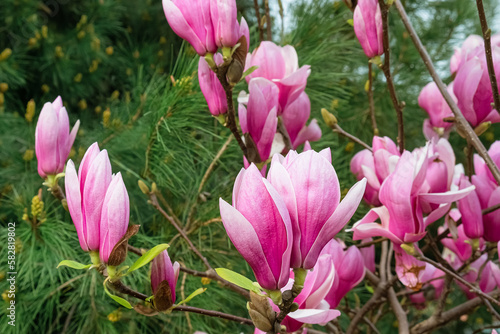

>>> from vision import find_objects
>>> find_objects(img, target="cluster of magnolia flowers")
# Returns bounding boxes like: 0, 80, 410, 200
35, 97, 180, 311
164, 0, 321, 167
419, 33, 500, 139
30, 0, 500, 332
219, 149, 367, 329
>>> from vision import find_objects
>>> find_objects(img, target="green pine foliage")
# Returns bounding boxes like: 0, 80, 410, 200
0, 0, 499, 333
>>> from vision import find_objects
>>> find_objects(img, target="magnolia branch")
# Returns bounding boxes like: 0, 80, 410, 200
393, 0, 500, 184
411, 290, 500, 333
475, 0, 500, 114
108, 279, 253, 325
368, 62, 379, 135
378, 0, 405, 154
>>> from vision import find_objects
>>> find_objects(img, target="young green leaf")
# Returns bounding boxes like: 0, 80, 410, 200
240, 65, 258, 82
176, 288, 207, 306
103, 281, 133, 309
127, 243, 169, 274
215, 268, 261, 294
57, 260, 92, 270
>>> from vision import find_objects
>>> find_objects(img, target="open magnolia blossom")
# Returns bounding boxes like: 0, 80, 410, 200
245, 41, 310, 113
267, 149, 367, 269
350, 139, 475, 245
350, 136, 400, 206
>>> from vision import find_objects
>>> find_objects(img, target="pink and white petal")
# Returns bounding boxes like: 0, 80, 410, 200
288, 309, 341, 325
303, 179, 367, 269
219, 199, 278, 290
65, 160, 87, 251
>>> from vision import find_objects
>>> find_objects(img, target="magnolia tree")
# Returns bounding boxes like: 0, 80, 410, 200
32, 0, 500, 333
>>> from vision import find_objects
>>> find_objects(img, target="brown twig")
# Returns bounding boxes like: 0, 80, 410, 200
253, 0, 265, 42
179, 266, 250, 298
368, 62, 379, 135
149, 192, 212, 270
411, 290, 500, 333
378, 0, 405, 154
109, 280, 253, 325
394, 0, 500, 184
332, 123, 373, 152
215, 64, 249, 160
475, 0, 500, 114
264, 0, 272, 40
356, 237, 387, 249
186, 135, 233, 229
173, 305, 254, 325
416, 254, 500, 306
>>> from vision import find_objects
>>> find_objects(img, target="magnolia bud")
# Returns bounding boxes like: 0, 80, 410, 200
321, 108, 338, 128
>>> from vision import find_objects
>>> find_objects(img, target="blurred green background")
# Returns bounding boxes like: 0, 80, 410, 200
0, 0, 499, 333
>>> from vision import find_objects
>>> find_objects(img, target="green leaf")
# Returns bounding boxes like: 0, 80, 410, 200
176, 288, 206, 306
365, 283, 374, 294
127, 243, 169, 274
103, 282, 133, 309
215, 268, 261, 294
57, 260, 92, 270
347, 19, 354, 26
240, 66, 258, 82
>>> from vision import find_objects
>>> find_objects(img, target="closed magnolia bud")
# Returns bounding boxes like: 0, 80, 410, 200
162, 0, 216, 56
151, 250, 180, 311
35, 96, 80, 178
353, 0, 383, 58
198, 54, 227, 116
138, 180, 150, 195
99, 173, 130, 263
321, 108, 337, 128
65, 143, 112, 252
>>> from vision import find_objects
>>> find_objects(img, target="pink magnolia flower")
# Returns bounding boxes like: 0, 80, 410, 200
472, 144, 500, 242
351, 146, 474, 245
246, 41, 311, 113
99, 172, 130, 263
418, 82, 455, 140
453, 47, 500, 127
455, 254, 494, 299
35, 96, 80, 178
239, 78, 279, 162
198, 53, 226, 116
281, 92, 321, 149
321, 239, 365, 308
267, 149, 367, 269
219, 164, 293, 290
151, 250, 180, 304
65, 143, 112, 252
162, 0, 217, 56
353, 0, 383, 58
210, 0, 239, 48
450, 35, 484, 74
279, 255, 340, 332
350, 136, 400, 206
